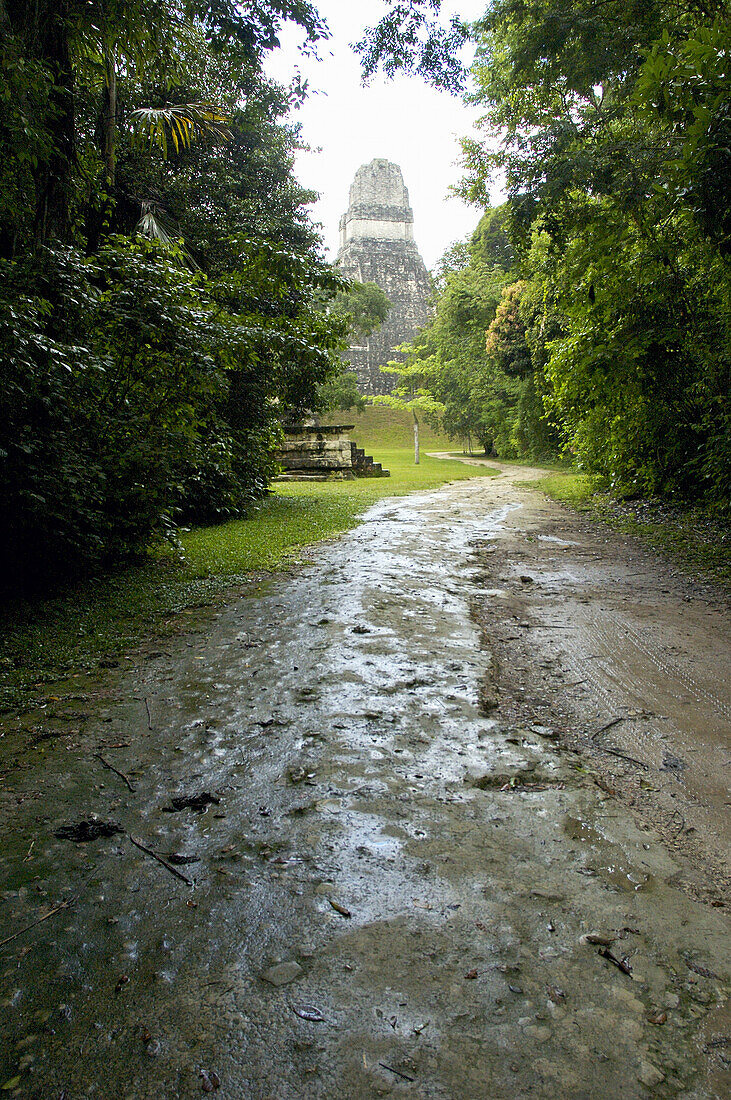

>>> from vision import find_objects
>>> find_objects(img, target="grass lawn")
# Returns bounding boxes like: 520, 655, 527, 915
0, 448, 497, 705
346, 405, 453, 451
517, 471, 601, 508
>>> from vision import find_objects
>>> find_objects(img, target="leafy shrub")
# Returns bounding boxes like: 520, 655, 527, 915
0, 240, 229, 591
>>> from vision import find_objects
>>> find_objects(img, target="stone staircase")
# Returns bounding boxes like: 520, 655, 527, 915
272, 419, 390, 482
351, 442, 390, 478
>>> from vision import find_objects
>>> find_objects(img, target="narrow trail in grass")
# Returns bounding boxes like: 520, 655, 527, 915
0, 464, 728, 1099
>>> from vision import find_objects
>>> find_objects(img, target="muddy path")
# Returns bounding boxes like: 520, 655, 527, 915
0, 467, 729, 1099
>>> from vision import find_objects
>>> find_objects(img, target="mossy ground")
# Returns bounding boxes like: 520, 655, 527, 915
0, 445, 496, 708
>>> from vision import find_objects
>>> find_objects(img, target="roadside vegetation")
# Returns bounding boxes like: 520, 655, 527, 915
0, 2, 365, 599
527, 471, 731, 586
365, 1, 730, 519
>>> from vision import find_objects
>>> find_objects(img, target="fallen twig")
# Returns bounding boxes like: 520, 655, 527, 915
0, 901, 71, 949
144, 698, 153, 730
599, 948, 633, 975
379, 1063, 415, 1083
597, 746, 650, 770
95, 753, 135, 793
129, 835, 193, 886
684, 955, 720, 980
591, 717, 625, 740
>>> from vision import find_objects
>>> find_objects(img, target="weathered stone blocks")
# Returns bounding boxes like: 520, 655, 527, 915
276, 421, 390, 480
278, 423, 356, 477
336, 159, 432, 396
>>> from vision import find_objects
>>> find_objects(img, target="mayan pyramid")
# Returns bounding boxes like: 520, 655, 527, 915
336, 159, 431, 395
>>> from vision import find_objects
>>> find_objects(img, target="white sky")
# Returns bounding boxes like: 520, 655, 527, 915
266, 1, 501, 270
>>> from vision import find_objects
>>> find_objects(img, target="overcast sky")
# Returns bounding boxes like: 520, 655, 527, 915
266, 1, 500, 270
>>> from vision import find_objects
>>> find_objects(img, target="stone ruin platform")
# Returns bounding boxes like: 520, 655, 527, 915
275, 421, 390, 481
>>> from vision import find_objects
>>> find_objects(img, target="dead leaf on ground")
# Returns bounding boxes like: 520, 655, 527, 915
163, 792, 220, 814
293, 1004, 325, 1022
329, 899, 351, 918
55, 816, 123, 842
199, 1069, 221, 1092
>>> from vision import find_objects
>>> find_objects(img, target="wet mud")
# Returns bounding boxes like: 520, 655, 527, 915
0, 466, 728, 1098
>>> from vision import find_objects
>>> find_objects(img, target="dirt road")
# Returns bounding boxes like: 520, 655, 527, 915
1, 465, 728, 1099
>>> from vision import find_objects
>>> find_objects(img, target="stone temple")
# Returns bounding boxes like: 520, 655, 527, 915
336, 159, 432, 395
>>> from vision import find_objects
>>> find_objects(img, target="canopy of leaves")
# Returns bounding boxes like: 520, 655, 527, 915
388, 206, 556, 457
0, 0, 349, 592
460, 0, 731, 504
354, 1, 469, 92
329, 280, 391, 341
313, 281, 391, 413
365, 2, 730, 507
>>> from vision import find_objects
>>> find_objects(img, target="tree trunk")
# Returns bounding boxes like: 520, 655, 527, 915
30, 0, 74, 247
102, 45, 117, 187
413, 410, 420, 465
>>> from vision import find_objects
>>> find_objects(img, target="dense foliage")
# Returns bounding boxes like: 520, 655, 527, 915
368, 1, 731, 512
354, 0, 469, 92
316, 281, 391, 413
0, 1, 348, 592
387, 206, 558, 458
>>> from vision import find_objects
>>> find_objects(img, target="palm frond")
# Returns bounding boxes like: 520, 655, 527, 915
130, 103, 231, 156
136, 201, 176, 249
136, 201, 199, 271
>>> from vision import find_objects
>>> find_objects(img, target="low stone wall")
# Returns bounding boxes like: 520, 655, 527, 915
277, 423, 356, 478
276, 422, 390, 480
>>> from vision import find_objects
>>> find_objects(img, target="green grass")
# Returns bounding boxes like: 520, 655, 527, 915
346, 405, 454, 451
0, 448, 497, 708
522, 471, 603, 508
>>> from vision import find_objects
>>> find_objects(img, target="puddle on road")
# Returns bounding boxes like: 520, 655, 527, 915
535, 534, 579, 547
564, 815, 653, 892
